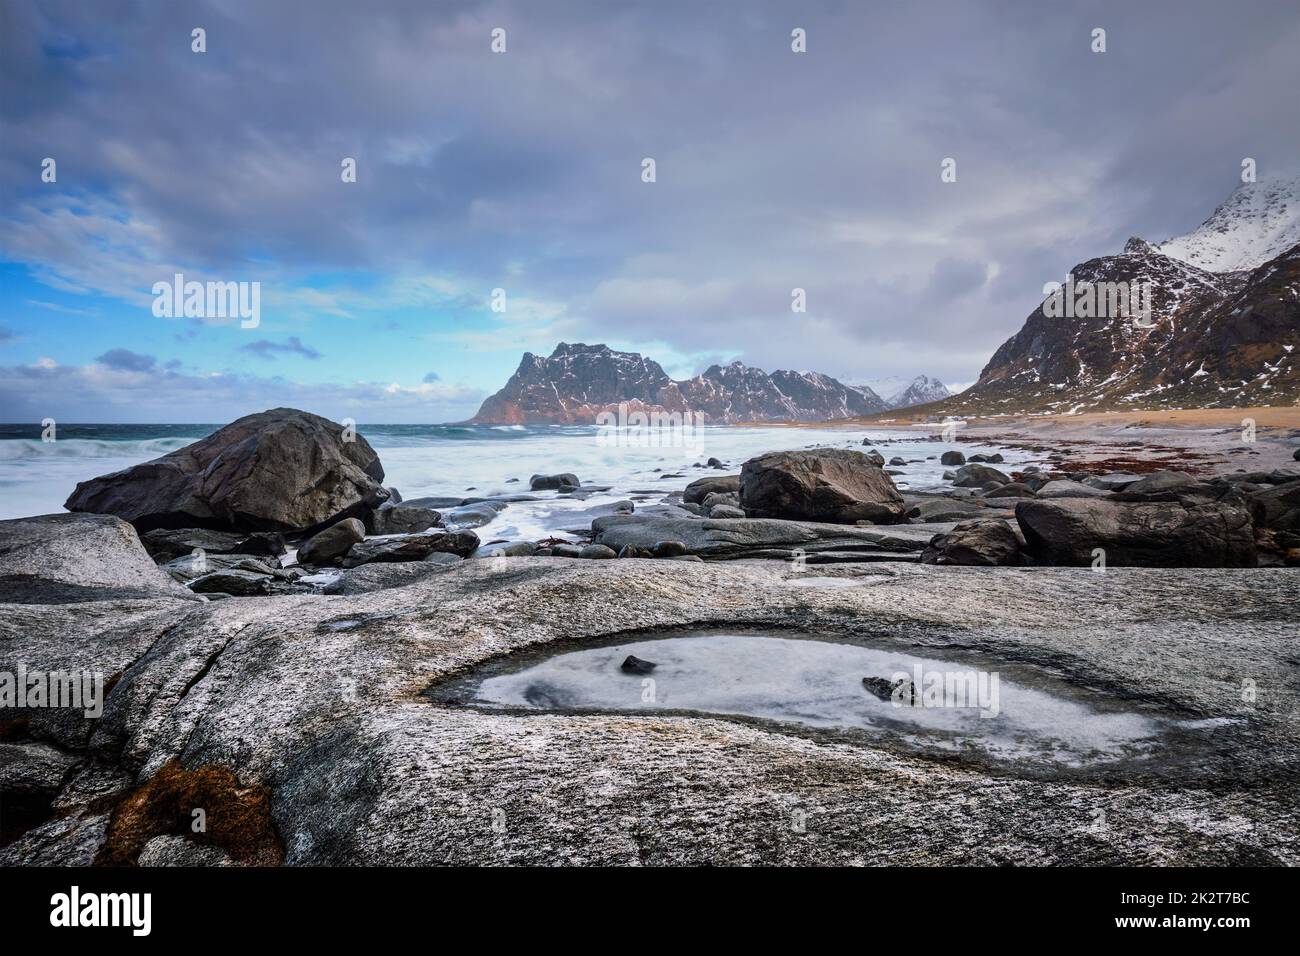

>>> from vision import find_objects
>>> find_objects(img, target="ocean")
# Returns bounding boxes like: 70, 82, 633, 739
0, 423, 1037, 542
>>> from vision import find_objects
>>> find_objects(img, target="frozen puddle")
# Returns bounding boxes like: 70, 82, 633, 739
445, 632, 1212, 771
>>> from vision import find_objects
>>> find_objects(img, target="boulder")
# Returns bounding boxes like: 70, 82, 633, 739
708, 504, 747, 519
162, 552, 284, 584
188, 568, 276, 596
139, 527, 286, 562
683, 475, 741, 505
951, 463, 1010, 488
1083, 473, 1142, 492
297, 518, 367, 566
1248, 479, 1300, 531
530, 473, 581, 491
1015, 498, 1256, 567
982, 482, 1037, 499
367, 504, 442, 536
0, 513, 198, 605
64, 408, 386, 533
579, 544, 618, 559
342, 530, 480, 567
440, 502, 506, 530
592, 513, 943, 560
739, 449, 907, 524
862, 450, 885, 467
1036, 479, 1111, 500
921, 520, 1022, 566
1117, 471, 1198, 497
940, 450, 966, 466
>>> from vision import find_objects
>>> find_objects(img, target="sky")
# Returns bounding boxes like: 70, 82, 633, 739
1, 0, 1298, 423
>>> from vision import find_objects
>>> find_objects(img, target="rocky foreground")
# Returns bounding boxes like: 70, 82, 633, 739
2, 525, 1298, 865
3, 407, 1299, 865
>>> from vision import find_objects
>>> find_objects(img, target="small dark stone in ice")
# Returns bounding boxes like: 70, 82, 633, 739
621, 655, 657, 675
862, 676, 915, 705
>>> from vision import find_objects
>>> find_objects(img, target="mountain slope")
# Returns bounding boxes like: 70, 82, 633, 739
886, 375, 951, 409
471, 344, 888, 424
926, 181, 1300, 416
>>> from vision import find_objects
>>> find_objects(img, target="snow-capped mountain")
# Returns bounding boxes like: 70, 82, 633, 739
472, 344, 890, 424
937, 180, 1300, 415
1157, 176, 1300, 273
853, 375, 951, 409
884, 375, 951, 409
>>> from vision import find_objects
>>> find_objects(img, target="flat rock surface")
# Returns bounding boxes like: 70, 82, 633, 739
2, 555, 1299, 865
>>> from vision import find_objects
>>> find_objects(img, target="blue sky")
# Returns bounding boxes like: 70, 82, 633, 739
2, 0, 1298, 422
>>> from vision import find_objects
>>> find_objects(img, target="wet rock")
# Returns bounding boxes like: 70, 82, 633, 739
297, 518, 366, 565
530, 473, 581, 491
1118, 471, 1198, 497
740, 449, 907, 524
683, 475, 741, 504
1084, 473, 1143, 492
708, 504, 747, 519
940, 450, 966, 466
889, 456, 907, 466
474, 541, 538, 558
862, 676, 915, 705
1037, 479, 1111, 499
343, 530, 480, 567
592, 513, 942, 560
550, 543, 583, 558
1293, 448, 1300, 462
862, 450, 885, 467
921, 519, 1023, 566
579, 544, 618, 559
441, 501, 506, 530
0, 513, 198, 605
140, 528, 287, 562
621, 655, 657, 675
707, 457, 725, 469
1248, 479, 1300, 531
188, 568, 275, 596
651, 540, 688, 558
65, 407, 386, 533
982, 482, 1037, 499
952, 463, 1011, 488
1015, 498, 1256, 567
367, 504, 443, 536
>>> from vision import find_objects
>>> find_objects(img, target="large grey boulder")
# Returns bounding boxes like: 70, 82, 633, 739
940, 450, 966, 466
65, 408, 386, 533
0, 514, 198, 604
739, 449, 906, 524
952, 463, 1011, 488
1015, 498, 1256, 567
921, 519, 1022, 566
530, 473, 580, 491
297, 518, 366, 566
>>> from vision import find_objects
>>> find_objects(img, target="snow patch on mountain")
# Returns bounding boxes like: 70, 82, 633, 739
1157, 176, 1300, 273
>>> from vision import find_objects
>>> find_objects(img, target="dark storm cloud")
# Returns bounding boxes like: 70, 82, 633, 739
2, 0, 1297, 386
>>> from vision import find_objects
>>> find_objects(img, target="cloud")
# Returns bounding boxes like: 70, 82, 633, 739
1, 0, 1297, 391
238, 336, 322, 361
96, 348, 156, 372
0, 358, 484, 424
